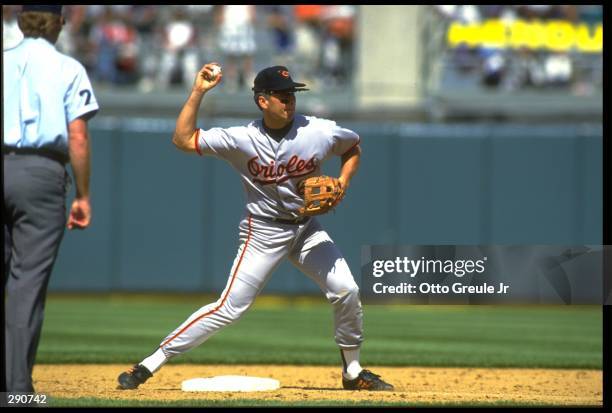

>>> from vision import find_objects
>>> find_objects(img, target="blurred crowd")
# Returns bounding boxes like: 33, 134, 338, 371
433, 5, 603, 95
4, 5, 602, 96
3, 4, 356, 92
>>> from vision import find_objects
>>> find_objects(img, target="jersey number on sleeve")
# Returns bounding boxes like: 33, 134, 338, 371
79, 89, 92, 105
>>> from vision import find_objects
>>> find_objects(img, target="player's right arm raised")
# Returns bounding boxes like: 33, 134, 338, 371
172, 63, 223, 153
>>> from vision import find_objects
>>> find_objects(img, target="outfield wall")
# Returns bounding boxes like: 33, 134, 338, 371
50, 119, 602, 292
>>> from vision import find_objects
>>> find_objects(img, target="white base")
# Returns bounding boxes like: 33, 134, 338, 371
181, 376, 280, 392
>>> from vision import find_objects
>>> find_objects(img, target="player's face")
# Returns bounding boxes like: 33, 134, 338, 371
265, 91, 296, 124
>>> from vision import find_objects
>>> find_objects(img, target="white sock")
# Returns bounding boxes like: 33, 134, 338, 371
341, 348, 363, 380
140, 348, 168, 374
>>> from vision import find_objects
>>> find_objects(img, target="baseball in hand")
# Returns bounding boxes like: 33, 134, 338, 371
207, 65, 222, 81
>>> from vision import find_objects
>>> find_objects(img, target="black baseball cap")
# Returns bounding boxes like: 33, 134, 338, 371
252, 66, 308, 93
22, 5, 63, 15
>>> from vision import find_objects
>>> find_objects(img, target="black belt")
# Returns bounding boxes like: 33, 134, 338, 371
3, 146, 69, 165
253, 215, 310, 225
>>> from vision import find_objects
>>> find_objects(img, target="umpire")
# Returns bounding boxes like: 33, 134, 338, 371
3, 5, 99, 393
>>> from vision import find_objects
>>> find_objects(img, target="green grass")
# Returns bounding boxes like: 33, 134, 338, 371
45, 397, 599, 408
37, 294, 603, 369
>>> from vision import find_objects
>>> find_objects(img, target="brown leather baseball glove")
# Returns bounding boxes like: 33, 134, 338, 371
298, 175, 345, 216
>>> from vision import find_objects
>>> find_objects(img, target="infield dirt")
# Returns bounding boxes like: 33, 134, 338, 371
34, 364, 602, 406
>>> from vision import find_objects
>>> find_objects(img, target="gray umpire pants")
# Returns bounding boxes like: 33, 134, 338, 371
4, 154, 69, 392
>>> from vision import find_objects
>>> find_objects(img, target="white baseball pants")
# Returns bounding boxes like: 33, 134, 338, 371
158, 214, 364, 358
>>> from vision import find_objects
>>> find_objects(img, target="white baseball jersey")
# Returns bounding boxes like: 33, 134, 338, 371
195, 114, 360, 219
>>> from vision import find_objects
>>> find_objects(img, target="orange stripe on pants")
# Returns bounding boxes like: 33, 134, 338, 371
160, 215, 253, 348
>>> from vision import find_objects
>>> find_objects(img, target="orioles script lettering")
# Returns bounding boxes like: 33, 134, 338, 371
248, 155, 317, 184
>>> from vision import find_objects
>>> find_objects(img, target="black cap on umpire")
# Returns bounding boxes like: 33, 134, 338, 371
252, 66, 309, 93
21, 5, 63, 15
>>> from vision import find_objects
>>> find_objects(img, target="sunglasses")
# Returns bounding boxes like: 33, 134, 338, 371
266, 91, 295, 103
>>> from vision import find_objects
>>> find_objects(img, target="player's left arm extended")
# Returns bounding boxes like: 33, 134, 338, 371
338, 144, 361, 191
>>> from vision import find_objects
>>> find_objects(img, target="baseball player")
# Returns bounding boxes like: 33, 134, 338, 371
4, 5, 98, 393
118, 63, 393, 391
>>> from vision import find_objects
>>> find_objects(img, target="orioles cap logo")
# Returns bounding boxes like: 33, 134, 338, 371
279, 70, 290, 78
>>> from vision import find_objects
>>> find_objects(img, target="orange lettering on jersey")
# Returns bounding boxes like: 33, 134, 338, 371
248, 155, 317, 185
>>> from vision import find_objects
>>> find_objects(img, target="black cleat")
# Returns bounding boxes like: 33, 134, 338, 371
342, 369, 394, 391
117, 364, 152, 390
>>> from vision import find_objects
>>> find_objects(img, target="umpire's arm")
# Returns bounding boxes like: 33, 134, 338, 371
67, 117, 91, 230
